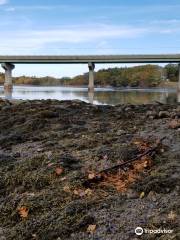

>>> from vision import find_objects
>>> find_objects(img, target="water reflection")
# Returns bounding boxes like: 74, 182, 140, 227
88, 90, 94, 104
0, 86, 13, 99
177, 91, 180, 103
0, 85, 178, 105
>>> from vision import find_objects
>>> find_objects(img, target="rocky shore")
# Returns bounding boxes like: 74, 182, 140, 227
0, 99, 179, 240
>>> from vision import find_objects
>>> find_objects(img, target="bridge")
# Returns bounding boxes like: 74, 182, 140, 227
0, 54, 180, 93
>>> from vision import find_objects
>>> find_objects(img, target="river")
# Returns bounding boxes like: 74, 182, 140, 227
0, 85, 178, 105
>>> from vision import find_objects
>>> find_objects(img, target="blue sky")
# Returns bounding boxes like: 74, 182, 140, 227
0, 0, 180, 77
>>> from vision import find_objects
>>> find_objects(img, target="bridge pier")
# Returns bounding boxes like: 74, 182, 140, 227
88, 62, 95, 91
178, 63, 180, 92
177, 63, 180, 103
1, 63, 15, 98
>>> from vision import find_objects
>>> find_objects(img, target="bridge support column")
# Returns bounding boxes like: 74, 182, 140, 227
177, 63, 180, 103
1, 63, 15, 95
88, 62, 95, 91
178, 63, 180, 92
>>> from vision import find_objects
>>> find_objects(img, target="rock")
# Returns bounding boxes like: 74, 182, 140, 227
1, 106, 12, 111
170, 112, 178, 118
0, 237, 6, 240
147, 191, 158, 202
125, 107, 131, 112
146, 110, 157, 119
40, 110, 59, 118
149, 115, 155, 120
169, 119, 180, 129
116, 129, 126, 136
60, 153, 81, 170
176, 106, 180, 112
175, 112, 180, 118
158, 111, 170, 118
0, 227, 6, 240
13, 152, 21, 158
126, 189, 139, 199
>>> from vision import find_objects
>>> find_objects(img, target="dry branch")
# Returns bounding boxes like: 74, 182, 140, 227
83, 137, 166, 187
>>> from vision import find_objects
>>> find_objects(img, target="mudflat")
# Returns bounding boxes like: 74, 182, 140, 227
0, 99, 179, 240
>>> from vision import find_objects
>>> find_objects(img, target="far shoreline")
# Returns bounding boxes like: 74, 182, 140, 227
0, 83, 178, 90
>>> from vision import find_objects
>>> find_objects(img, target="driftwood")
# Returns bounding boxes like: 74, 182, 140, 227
83, 137, 166, 187
99, 136, 166, 174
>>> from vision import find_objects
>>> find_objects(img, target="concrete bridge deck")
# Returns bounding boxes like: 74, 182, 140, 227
0, 54, 180, 64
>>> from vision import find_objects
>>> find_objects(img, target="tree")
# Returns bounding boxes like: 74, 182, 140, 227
165, 64, 178, 82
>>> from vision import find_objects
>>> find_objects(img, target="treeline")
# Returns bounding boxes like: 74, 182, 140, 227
61, 65, 162, 87
0, 64, 179, 87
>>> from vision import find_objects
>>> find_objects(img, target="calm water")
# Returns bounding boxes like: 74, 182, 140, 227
0, 85, 179, 105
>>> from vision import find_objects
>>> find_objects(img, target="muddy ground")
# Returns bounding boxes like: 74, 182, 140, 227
0, 99, 179, 240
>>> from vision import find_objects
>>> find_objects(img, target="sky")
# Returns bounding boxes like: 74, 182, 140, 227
0, 0, 180, 77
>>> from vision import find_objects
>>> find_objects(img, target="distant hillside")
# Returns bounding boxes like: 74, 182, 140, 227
0, 64, 178, 87
61, 65, 162, 87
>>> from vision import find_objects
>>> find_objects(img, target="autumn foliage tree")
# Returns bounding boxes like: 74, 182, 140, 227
0, 64, 178, 87
164, 64, 178, 82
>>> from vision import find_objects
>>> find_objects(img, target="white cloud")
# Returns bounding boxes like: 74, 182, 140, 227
4, 4, 74, 12
2, 3, 180, 12
0, 24, 147, 54
0, 0, 8, 5
0, 22, 180, 55
151, 19, 180, 24
5, 7, 15, 11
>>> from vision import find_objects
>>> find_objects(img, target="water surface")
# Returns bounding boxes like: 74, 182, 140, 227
0, 85, 178, 105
